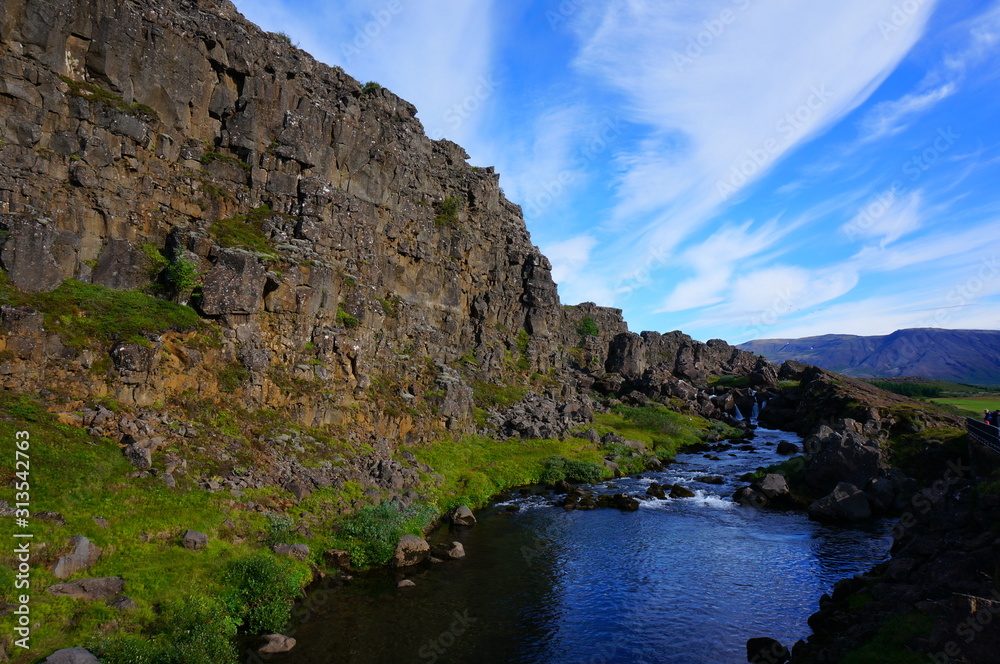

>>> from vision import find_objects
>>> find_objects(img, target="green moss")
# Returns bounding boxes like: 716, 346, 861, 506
362, 81, 383, 94
1, 277, 201, 347
139, 243, 169, 278
840, 612, 934, 664
515, 329, 531, 372
0, 393, 314, 662
336, 304, 360, 329
59, 75, 158, 121
208, 205, 277, 256
377, 295, 401, 318
217, 362, 250, 393
200, 151, 251, 172
707, 375, 750, 388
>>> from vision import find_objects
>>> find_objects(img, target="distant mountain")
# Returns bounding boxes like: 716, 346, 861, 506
738, 328, 1000, 385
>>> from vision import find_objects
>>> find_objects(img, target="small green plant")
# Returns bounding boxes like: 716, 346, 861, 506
515, 329, 531, 372
434, 196, 460, 226
274, 31, 293, 45
336, 502, 436, 568
362, 81, 382, 94
94, 595, 239, 664
539, 456, 606, 485
576, 316, 599, 337
167, 255, 199, 295
140, 243, 170, 278
336, 304, 360, 329
264, 513, 295, 545
223, 553, 303, 634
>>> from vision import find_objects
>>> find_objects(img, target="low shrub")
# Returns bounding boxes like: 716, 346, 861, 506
223, 553, 303, 634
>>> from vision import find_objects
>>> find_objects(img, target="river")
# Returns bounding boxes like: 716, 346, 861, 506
269, 428, 894, 664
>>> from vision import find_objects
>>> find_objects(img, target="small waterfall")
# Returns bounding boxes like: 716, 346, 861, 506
733, 405, 745, 420
750, 401, 760, 421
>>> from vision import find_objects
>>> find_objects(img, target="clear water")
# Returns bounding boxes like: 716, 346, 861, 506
268, 429, 893, 664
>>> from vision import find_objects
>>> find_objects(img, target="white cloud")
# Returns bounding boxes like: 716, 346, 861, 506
842, 190, 923, 247
568, 0, 938, 287
859, 84, 956, 141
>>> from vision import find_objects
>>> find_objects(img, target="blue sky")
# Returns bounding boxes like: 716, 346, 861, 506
232, 0, 1000, 343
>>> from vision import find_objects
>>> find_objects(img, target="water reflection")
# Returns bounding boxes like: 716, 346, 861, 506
271, 429, 893, 664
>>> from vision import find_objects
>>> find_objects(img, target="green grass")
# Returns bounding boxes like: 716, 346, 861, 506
840, 612, 934, 664
0, 393, 312, 663
592, 404, 723, 459
208, 205, 277, 256
330, 502, 437, 569
413, 435, 607, 511
929, 397, 1000, 417
707, 375, 750, 388
0, 276, 202, 347
336, 304, 360, 329
471, 380, 527, 410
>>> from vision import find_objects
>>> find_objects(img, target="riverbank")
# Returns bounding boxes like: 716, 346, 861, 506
0, 394, 735, 661
262, 427, 896, 664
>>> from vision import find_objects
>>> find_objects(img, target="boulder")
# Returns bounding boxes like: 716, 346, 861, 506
776, 441, 800, 455
107, 595, 138, 611
696, 475, 725, 485
609, 493, 639, 511
646, 483, 666, 499
181, 530, 208, 550
42, 647, 101, 664
669, 484, 695, 499
123, 443, 152, 470
272, 543, 310, 561
733, 486, 761, 507
285, 480, 312, 501
47, 577, 125, 600
324, 549, 351, 569
432, 541, 466, 560
450, 505, 476, 527
200, 249, 265, 315
397, 579, 416, 588
51, 536, 102, 579
392, 534, 430, 567
802, 429, 884, 496
258, 633, 296, 654
756, 474, 790, 500
746, 637, 790, 663
808, 483, 872, 522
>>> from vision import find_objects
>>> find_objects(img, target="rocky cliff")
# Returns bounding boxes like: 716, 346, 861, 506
0, 0, 765, 502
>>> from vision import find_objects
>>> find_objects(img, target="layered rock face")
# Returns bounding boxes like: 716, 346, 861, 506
0, 0, 762, 482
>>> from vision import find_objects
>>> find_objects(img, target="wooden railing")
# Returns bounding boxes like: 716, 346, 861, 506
967, 418, 1000, 455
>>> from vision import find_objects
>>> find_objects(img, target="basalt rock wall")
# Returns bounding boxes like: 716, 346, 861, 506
0, 0, 765, 466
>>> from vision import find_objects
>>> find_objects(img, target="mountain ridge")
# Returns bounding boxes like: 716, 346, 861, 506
739, 327, 1000, 385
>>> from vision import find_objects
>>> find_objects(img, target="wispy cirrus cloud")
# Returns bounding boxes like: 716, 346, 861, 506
859, 84, 957, 141
565, 0, 938, 295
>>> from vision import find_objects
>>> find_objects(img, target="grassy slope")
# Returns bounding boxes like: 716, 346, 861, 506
0, 387, 724, 662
